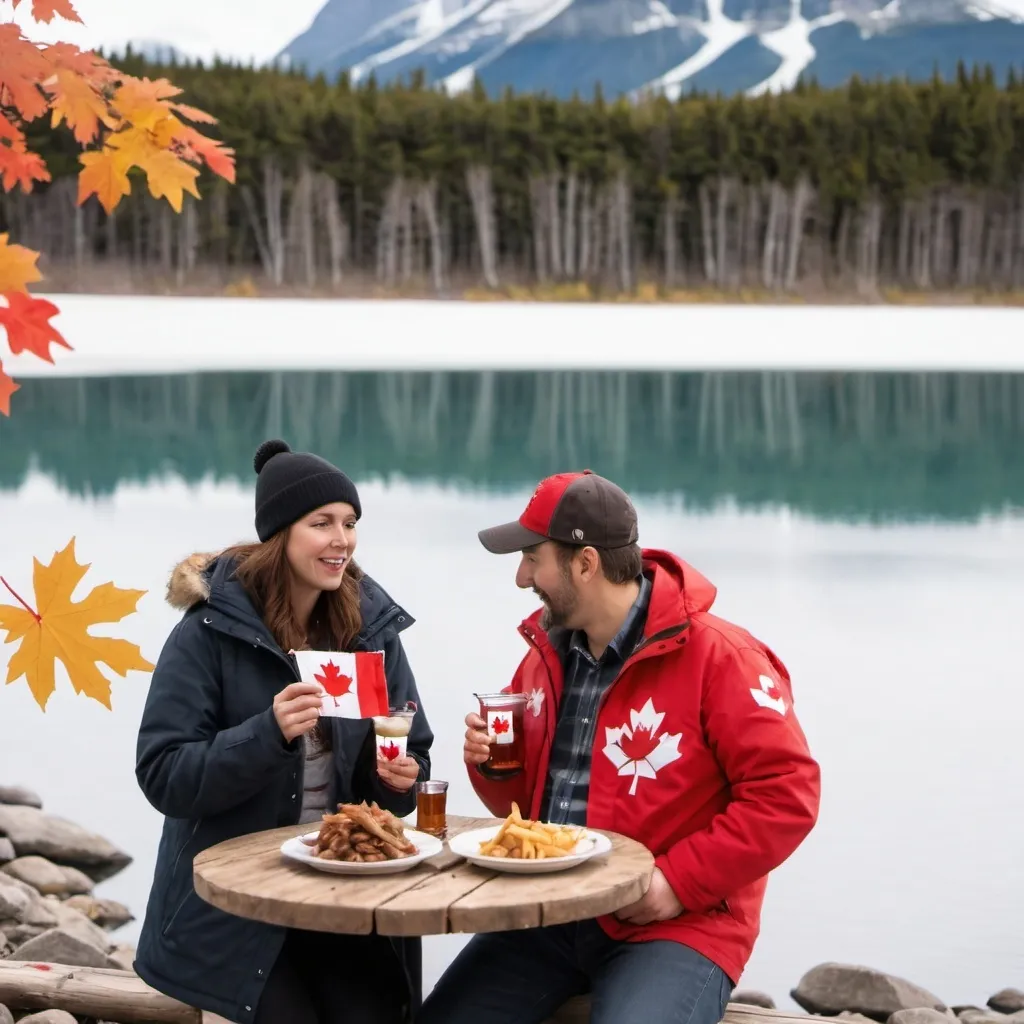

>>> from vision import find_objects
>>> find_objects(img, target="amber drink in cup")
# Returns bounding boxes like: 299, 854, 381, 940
416, 780, 448, 838
475, 692, 527, 780
372, 706, 416, 763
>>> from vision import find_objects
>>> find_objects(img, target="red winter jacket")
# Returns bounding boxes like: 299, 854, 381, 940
469, 549, 821, 984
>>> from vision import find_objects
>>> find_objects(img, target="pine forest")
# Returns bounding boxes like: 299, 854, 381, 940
6, 55, 1024, 300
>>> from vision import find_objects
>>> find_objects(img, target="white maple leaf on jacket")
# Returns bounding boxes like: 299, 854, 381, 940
602, 697, 683, 796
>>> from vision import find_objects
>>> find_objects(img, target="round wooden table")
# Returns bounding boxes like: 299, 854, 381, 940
193, 814, 654, 937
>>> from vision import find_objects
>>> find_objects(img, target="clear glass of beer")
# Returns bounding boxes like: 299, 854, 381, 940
475, 692, 527, 780
372, 705, 416, 762
416, 780, 448, 838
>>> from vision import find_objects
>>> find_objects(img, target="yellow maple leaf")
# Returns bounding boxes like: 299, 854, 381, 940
77, 147, 132, 214
47, 68, 116, 145
0, 538, 154, 711
0, 233, 42, 293
106, 126, 200, 212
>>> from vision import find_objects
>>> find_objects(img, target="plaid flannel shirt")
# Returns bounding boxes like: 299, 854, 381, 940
541, 575, 652, 825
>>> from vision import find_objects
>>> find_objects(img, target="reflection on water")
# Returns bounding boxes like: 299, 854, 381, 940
1, 370, 1023, 520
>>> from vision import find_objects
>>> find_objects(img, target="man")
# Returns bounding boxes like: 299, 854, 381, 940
417, 470, 820, 1024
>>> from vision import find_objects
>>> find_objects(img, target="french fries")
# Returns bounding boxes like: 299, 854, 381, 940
478, 802, 586, 860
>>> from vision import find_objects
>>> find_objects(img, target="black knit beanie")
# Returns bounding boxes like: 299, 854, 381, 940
253, 439, 362, 542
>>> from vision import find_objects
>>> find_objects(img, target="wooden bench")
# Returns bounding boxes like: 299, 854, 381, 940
544, 997, 815, 1024
0, 960, 814, 1024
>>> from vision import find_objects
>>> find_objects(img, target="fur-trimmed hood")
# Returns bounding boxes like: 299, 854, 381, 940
167, 552, 219, 611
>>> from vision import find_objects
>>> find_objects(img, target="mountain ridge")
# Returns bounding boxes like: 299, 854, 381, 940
277, 0, 1024, 98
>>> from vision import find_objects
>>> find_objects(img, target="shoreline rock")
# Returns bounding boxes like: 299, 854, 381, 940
0, 805, 131, 883
793, 963, 947, 1020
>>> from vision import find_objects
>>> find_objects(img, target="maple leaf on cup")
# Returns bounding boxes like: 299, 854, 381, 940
314, 660, 352, 706
603, 698, 682, 796
492, 715, 510, 735
379, 740, 401, 761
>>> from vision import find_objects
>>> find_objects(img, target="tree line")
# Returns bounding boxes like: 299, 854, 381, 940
5, 55, 1024, 296
2, 369, 1021, 521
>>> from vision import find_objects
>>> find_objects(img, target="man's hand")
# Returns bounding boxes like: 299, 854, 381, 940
376, 755, 420, 792
614, 867, 684, 926
463, 712, 494, 766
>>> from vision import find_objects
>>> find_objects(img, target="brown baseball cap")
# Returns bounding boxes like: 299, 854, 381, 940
478, 470, 639, 554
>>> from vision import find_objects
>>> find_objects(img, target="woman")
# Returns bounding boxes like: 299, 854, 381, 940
133, 439, 433, 1024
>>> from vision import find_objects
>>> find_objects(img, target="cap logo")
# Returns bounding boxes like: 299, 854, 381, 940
572, 528, 584, 541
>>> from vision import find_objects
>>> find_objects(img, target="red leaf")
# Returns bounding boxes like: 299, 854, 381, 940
0, 291, 71, 363
314, 660, 353, 699
379, 741, 401, 761
0, 24, 53, 122
492, 715, 510, 735
619, 725, 659, 763
0, 358, 19, 417
0, 114, 51, 193
13, 0, 84, 24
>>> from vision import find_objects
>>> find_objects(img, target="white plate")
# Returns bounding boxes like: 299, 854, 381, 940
448, 824, 613, 874
280, 827, 443, 875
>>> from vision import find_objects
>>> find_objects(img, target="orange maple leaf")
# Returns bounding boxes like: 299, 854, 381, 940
110, 77, 183, 131
10, 0, 83, 24
77, 146, 132, 214
0, 538, 154, 711
45, 43, 119, 86
0, 359, 18, 417
0, 24, 53, 122
105, 127, 201, 212
0, 234, 42, 293
0, 292, 72, 363
47, 68, 116, 145
0, 115, 51, 193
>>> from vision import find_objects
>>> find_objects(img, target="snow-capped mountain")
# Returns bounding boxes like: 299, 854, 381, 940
278, 0, 1024, 98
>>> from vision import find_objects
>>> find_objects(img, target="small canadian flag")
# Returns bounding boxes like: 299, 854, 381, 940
293, 650, 388, 719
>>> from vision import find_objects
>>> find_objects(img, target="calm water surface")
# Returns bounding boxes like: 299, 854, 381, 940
1, 369, 1022, 1008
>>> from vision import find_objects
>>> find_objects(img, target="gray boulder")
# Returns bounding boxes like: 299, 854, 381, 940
0, 785, 43, 808
791, 963, 946, 1021
990, 994, 1024, 1016
13, 926, 119, 969
732, 991, 777, 1009
0, 804, 130, 882
18, 1012, 79, 1024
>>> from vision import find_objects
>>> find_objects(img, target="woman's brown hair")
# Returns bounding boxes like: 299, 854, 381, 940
220, 531, 364, 655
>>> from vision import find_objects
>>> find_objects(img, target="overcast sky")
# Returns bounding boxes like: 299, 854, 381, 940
9, 0, 327, 63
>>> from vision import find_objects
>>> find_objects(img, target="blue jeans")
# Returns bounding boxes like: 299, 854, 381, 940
416, 920, 733, 1024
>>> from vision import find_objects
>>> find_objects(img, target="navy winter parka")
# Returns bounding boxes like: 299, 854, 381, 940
133, 552, 434, 1024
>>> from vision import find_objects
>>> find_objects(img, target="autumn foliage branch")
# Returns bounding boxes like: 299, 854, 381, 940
1, 0, 233, 711
0, 0, 236, 414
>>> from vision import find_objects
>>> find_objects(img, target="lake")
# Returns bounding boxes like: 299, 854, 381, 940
1, 366, 1022, 1009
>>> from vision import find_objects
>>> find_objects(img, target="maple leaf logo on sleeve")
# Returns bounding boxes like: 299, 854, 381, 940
314, 660, 352, 706
602, 698, 683, 796
0, 537, 154, 710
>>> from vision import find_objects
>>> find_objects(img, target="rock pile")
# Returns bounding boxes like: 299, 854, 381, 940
0, 784, 136, 1021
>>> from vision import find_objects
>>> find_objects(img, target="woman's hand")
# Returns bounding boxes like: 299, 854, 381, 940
273, 682, 322, 743
376, 755, 420, 792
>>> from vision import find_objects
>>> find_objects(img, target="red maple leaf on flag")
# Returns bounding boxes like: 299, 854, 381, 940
314, 660, 352, 707
492, 716, 510, 735
379, 741, 401, 761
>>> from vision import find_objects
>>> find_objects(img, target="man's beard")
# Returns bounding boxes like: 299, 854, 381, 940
536, 580, 578, 631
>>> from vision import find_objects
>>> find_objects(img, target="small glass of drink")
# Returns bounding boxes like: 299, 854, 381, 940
475, 692, 527, 780
372, 705, 416, 763
416, 780, 448, 838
